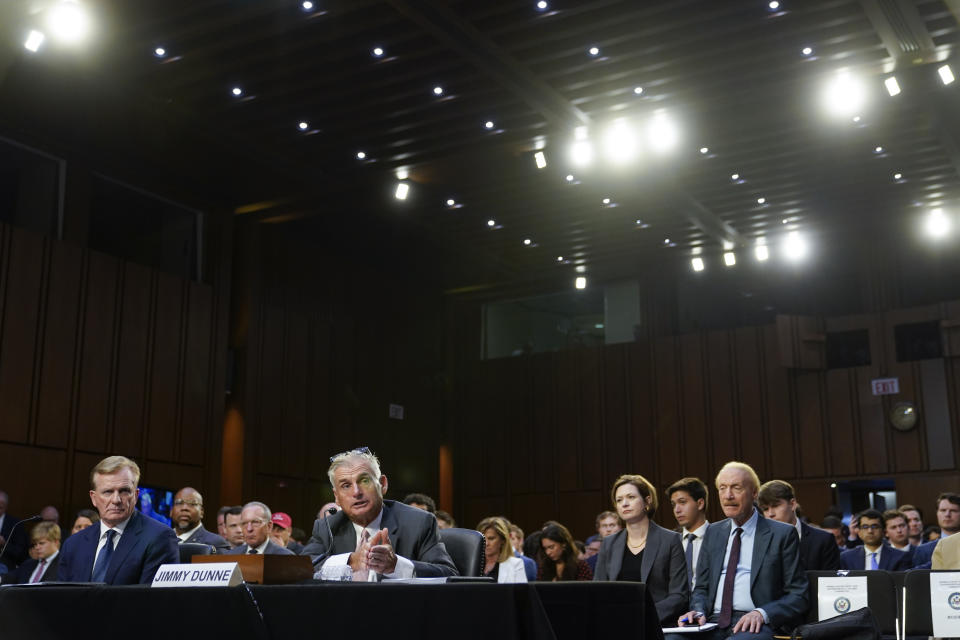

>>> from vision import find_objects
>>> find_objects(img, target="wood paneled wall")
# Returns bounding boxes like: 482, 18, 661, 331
0, 221, 230, 527
452, 316, 960, 540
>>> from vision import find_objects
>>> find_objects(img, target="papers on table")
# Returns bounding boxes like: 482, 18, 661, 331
660, 622, 718, 634
930, 571, 960, 638
817, 576, 868, 621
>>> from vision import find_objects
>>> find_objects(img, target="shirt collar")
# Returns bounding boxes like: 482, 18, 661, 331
252, 537, 271, 554
40, 549, 59, 563
794, 519, 803, 540
684, 520, 710, 537
351, 508, 384, 541
177, 522, 203, 542
730, 508, 759, 535
99, 515, 132, 538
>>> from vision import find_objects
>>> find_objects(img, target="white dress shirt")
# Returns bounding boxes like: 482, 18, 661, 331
682, 520, 709, 587
31, 550, 59, 582
713, 510, 769, 622
863, 544, 882, 569
93, 517, 130, 570
177, 523, 203, 543
323, 509, 415, 579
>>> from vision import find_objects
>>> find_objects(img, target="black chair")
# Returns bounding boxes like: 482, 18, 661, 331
438, 528, 485, 577
179, 542, 215, 563
805, 570, 899, 639
902, 569, 933, 639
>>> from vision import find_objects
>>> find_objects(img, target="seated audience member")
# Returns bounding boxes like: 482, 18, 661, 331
839, 509, 910, 571
667, 476, 711, 589
882, 509, 915, 561
584, 538, 602, 560
678, 461, 808, 640
924, 525, 941, 542
758, 480, 839, 571
0, 490, 29, 570
477, 517, 527, 582
291, 527, 307, 545
819, 516, 846, 549
227, 502, 294, 555
70, 509, 99, 536
317, 502, 339, 521
575, 540, 586, 559
509, 523, 537, 581
932, 529, 960, 569
1, 522, 61, 584
270, 512, 304, 553
586, 510, 623, 571
58, 456, 179, 584
899, 504, 924, 547
913, 494, 960, 568
594, 474, 688, 626
302, 448, 457, 578
223, 506, 244, 548
435, 510, 455, 529
217, 505, 232, 538
538, 523, 592, 581
402, 493, 437, 514
171, 487, 230, 553
845, 517, 863, 549
40, 506, 59, 524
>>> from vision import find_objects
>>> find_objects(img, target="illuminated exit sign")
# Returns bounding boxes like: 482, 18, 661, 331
871, 378, 900, 396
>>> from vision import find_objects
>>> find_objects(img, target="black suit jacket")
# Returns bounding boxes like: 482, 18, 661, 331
691, 512, 808, 631
0, 553, 61, 584
839, 542, 910, 571
593, 521, 689, 625
799, 522, 840, 571
0, 514, 28, 569
301, 500, 458, 577
181, 525, 231, 553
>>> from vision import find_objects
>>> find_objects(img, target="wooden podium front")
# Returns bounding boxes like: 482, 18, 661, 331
193, 554, 314, 584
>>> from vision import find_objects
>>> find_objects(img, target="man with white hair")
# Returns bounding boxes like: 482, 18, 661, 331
301, 447, 457, 578
227, 502, 294, 555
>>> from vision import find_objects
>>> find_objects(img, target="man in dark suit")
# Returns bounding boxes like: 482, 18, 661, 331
171, 487, 230, 553
882, 509, 916, 564
227, 502, 294, 555
302, 447, 457, 578
58, 456, 179, 584
839, 509, 910, 571
758, 480, 839, 571
678, 462, 808, 640
0, 490, 28, 570
0, 522, 61, 584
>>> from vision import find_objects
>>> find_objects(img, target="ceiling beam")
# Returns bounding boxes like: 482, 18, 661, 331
859, 0, 938, 66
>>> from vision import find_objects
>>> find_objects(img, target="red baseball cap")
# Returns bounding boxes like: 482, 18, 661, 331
271, 512, 292, 529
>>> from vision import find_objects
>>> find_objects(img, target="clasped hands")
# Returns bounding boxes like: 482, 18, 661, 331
348, 528, 398, 575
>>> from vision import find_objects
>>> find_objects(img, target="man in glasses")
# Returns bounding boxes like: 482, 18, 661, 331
302, 447, 457, 578
839, 509, 910, 570
171, 487, 230, 553
227, 502, 294, 556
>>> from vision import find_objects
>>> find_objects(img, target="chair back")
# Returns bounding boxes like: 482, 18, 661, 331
179, 542, 215, 563
805, 570, 899, 636
438, 528, 485, 577
903, 569, 933, 637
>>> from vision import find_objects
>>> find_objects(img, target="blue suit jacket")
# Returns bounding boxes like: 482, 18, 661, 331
839, 542, 910, 571
181, 525, 231, 553
57, 510, 179, 584
691, 512, 809, 631
516, 551, 537, 580
800, 522, 841, 571
910, 540, 937, 569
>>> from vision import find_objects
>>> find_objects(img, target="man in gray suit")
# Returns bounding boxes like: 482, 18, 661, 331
301, 447, 457, 578
171, 487, 230, 553
227, 502, 294, 556
678, 462, 808, 639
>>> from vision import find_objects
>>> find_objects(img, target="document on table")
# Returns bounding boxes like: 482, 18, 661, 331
930, 571, 960, 638
817, 576, 867, 620
660, 623, 718, 634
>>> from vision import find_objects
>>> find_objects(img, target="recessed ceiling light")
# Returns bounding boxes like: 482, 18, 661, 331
663, 238, 670, 245
433, 86, 443, 96
783, 231, 807, 261
884, 77, 901, 97
633, 86, 643, 95
536, 1, 548, 10
822, 70, 867, 118
731, 173, 740, 181
874, 146, 883, 153
565, 174, 575, 182
894, 172, 903, 180
356, 151, 366, 160
700, 147, 709, 154
301, 0, 314, 10
154, 46, 166, 58
396, 168, 409, 180
939, 64, 955, 85
588, 46, 600, 56
487, 219, 496, 227
801, 46, 813, 56
602, 198, 611, 205
724, 252, 737, 266
534, 151, 546, 169
231, 87, 243, 96
926, 208, 951, 238
372, 46, 384, 57
852, 115, 861, 122
298, 121, 309, 130
757, 197, 766, 204
24, 30, 45, 52
755, 244, 770, 261
768, 0, 780, 9
484, 120, 495, 129
446, 198, 455, 207
394, 183, 409, 200
48, 1, 92, 44
575, 276, 587, 289
575, 265, 586, 273
556, 255, 563, 262
691, 257, 705, 272
523, 238, 532, 246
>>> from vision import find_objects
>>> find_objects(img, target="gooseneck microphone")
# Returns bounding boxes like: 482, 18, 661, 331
312, 507, 339, 568
0, 515, 42, 565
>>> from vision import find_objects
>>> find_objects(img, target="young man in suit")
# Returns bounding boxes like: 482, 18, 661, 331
882, 509, 916, 564
301, 447, 457, 578
677, 462, 808, 640
757, 479, 840, 571
839, 509, 910, 571
227, 502, 294, 555
667, 477, 711, 590
171, 487, 230, 553
1, 522, 61, 584
57, 456, 179, 584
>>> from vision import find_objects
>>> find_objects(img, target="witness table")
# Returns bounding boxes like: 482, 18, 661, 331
0, 580, 660, 640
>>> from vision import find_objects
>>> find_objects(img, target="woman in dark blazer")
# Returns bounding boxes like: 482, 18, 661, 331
593, 474, 689, 626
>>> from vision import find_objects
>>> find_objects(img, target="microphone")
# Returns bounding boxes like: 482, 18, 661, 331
0, 515, 41, 565
312, 507, 339, 568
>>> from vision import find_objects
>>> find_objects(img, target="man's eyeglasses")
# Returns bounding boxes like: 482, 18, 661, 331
329, 446, 371, 463
173, 500, 201, 507
241, 519, 267, 528
859, 524, 882, 531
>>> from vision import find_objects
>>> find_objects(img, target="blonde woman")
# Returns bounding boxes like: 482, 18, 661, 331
477, 516, 527, 582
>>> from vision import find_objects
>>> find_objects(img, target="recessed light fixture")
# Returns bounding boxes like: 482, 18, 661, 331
575, 276, 587, 289
801, 46, 813, 56
231, 87, 243, 97
484, 120, 495, 129
588, 46, 600, 56
433, 86, 443, 96
487, 219, 496, 227
874, 146, 883, 153
926, 208, 951, 238
356, 151, 366, 160
783, 230, 807, 261
301, 0, 314, 10
757, 197, 766, 204
396, 168, 409, 180
565, 174, 575, 182
557, 255, 563, 262
755, 244, 769, 261
731, 173, 740, 181
298, 121, 309, 131
700, 147, 709, 154
633, 86, 643, 95
724, 252, 737, 266
663, 238, 671, 245
894, 172, 903, 180
534, 151, 547, 169
48, 1, 92, 44
939, 64, 955, 85
768, 1, 780, 9
523, 238, 532, 246
24, 30, 45, 52
154, 46, 166, 58
691, 257, 705, 272
884, 77, 901, 97
446, 198, 456, 207
602, 198, 611, 205
575, 265, 586, 273
536, 0, 548, 10
822, 70, 867, 118
372, 46, 384, 57
394, 183, 409, 200
852, 115, 861, 122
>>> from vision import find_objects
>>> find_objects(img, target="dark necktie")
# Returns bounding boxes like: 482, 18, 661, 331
685, 533, 696, 588
248, 547, 259, 554
717, 527, 743, 629
91, 529, 116, 582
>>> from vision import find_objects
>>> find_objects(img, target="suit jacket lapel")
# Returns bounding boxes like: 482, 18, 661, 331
78, 524, 100, 580
106, 512, 142, 583
331, 513, 356, 553
708, 520, 732, 603
606, 530, 625, 579
382, 503, 401, 550
751, 517, 773, 590
641, 523, 661, 582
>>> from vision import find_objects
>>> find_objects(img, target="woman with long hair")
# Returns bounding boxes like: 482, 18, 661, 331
537, 522, 592, 581
477, 516, 527, 582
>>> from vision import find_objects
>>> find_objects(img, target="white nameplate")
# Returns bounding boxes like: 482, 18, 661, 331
930, 571, 960, 637
151, 563, 243, 588
817, 576, 868, 620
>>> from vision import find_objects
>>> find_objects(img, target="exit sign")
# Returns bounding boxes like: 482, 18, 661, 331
871, 378, 900, 395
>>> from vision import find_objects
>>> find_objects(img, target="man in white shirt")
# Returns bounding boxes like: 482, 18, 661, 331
301, 447, 457, 578
839, 509, 910, 571
667, 476, 710, 590
171, 487, 230, 553
227, 502, 294, 556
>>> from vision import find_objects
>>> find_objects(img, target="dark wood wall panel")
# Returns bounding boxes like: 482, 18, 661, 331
795, 372, 826, 478
763, 325, 794, 480
680, 334, 709, 479
555, 351, 580, 492
578, 348, 603, 491
826, 370, 857, 476
147, 274, 183, 462
113, 263, 151, 455
654, 338, 682, 486
180, 282, 213, 466
707, 331, 736, 470
736, 328, 767, 478
602, 346, 629, 479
